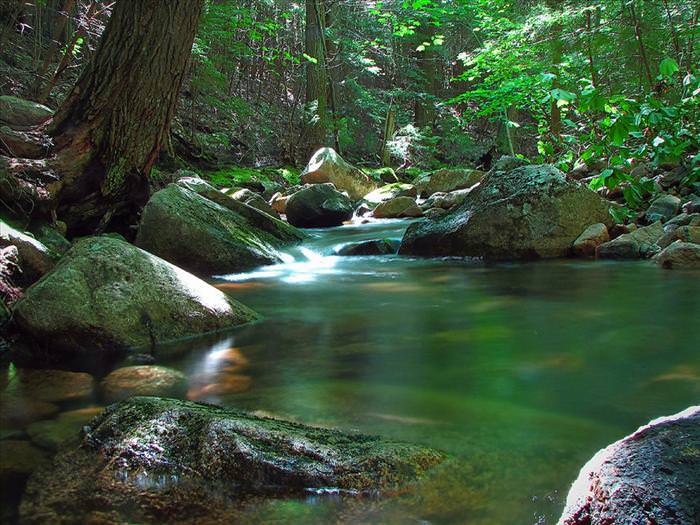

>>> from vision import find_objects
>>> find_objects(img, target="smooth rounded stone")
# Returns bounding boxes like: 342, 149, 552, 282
597, 222, 664, 259
421, 188, 474, 210
5, 369, 94, 404
0, 220, 56, 283
572, 223, 610, 257
101, 366, 188, 403
269, 192, 291, 214
136, 182, 303, 275
0, 394, 59, 428
401, 165, 612, 260
0, 96, 53, 128
645, 194, 681, 223
13, 236, 259, 365
300, 148, 377, 200
231, 188, 280, 218
20, 397, 442, 524
363, 183, 417, 206
654, 241, 700, 269
421, 168, 484, 197
286, 183, 354, 228
27, 407, 104, 451
682, 194, 700, 214
187, 373, 252, 401
558, 406, 700, 525
337, 239, 398, 256
373, 197, 423, 219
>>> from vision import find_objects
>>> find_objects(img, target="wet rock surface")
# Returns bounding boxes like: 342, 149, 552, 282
401, 165, 611, 259
101, 365, 188, 403
136, 182, 303, 275
300, 148, 377, 200
13, 236, 259, 366
559, 406, 700, 525
286, 183, 354, 228
20, 397, 442, 524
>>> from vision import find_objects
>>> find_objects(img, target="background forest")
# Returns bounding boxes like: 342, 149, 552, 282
1, 0, 699, 216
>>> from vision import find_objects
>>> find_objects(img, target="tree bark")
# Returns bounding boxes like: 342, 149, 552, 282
304, 0, 329, 161
47, 0, 204, 234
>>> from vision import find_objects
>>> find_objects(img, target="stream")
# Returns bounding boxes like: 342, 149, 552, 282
4, 218, 700, 523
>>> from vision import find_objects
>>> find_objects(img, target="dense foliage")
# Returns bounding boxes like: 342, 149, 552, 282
1, 0, 698, 208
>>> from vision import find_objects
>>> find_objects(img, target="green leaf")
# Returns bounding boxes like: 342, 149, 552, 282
659, 58, 679, 78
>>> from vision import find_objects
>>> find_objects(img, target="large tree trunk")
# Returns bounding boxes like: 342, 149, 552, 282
303, 0, 329, 162
47, 0, 204, 235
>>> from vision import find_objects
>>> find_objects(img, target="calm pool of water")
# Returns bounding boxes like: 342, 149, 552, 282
4, 219, 700, 524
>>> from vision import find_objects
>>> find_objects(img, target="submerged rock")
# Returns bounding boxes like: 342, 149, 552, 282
4, 368, 94, 404
286, 183, 354, 228
136, 182, 303, 275
101, 365, 188, 403
20, 397, 442, 524
13, 236, 259, 366
300, 148, 376, 200
27, 407, 104, 451
559, 406, 700, 525
400, 165, 612, 259
338, 239, 398, 256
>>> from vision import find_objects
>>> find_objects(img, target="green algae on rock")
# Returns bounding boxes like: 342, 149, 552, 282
136, 182, 303, 275
13, 236, 259, 366
19, 397, 442, 524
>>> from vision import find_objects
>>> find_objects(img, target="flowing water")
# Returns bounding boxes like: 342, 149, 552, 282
3, 219, 700, 524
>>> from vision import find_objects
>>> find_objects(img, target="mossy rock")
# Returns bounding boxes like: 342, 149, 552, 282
13, 236, 259, 366
0, 96, 53, 128
136, 181, 304, 275
20, 397, 442, 524
286, 183, 354, 228
401, 165, 613, 259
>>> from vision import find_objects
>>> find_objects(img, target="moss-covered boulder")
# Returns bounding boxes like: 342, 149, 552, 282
136, 182, 304, 275
559, 406, 700, 525
421, 168, 484, 198
363, 183, 417, 206
0, 96, 53, 128
286, 183, 354, 228
400, 165, 613, 259
0, 220, 57, 283
373, 196, 423, 219
20, 397, 442, 524
13, 236, 258, 366
301, 148, 377, 200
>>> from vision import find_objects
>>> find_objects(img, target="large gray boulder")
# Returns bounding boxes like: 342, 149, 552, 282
13, 236, 258, 365
20, 397, 442, 524
286, 183, 354, 228
301, 148, 376, 200
420, 168, 484, 197
559, 406, 700, 525
400, 165, 612, 259
136, 182, 303, 275
0, 221, 57, 283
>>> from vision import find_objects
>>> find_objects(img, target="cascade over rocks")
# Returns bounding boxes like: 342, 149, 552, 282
400, 165, 612, 259
20, 396, 442, 524
286, 183, 354, 228
559, 406, 700, 525
13, 236, 258, 367
300, 148, 377, 200
136, 181, 303, 275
